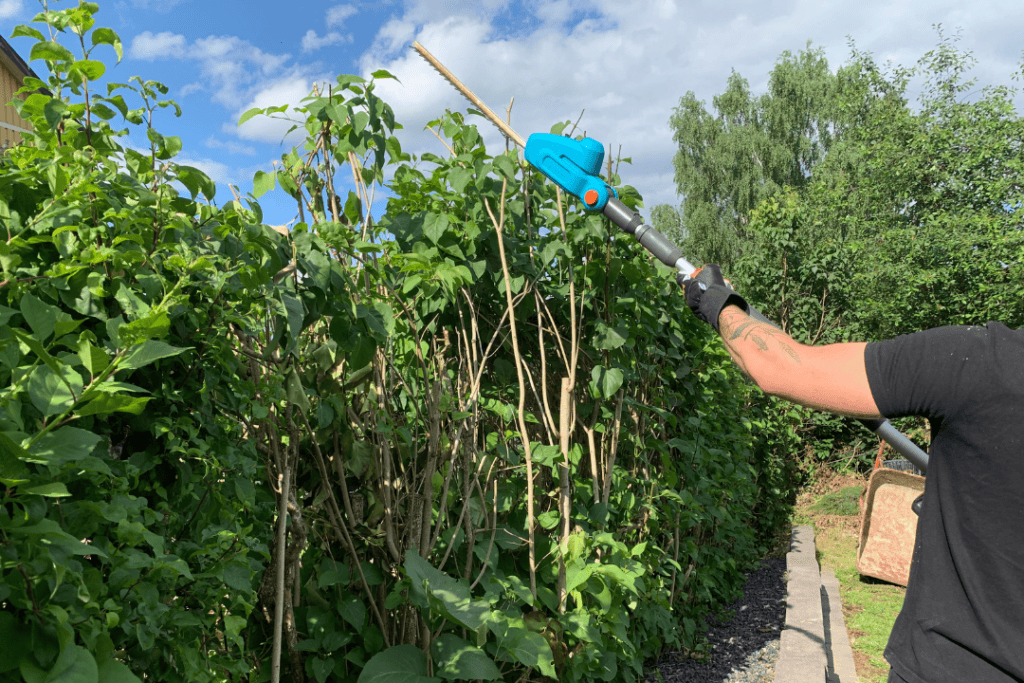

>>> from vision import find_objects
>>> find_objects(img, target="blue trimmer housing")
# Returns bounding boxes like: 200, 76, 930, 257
523, 133, 616, 210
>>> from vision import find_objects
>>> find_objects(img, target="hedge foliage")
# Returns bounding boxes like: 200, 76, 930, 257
0, 3, 798, 682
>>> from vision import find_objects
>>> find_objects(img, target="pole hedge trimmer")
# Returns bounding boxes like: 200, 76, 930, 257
412, 42, 929, 473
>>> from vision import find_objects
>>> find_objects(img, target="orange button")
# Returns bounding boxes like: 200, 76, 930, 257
584, 189, 599, 206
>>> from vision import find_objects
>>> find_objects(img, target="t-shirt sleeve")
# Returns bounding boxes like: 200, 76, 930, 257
865, 325, 992, 420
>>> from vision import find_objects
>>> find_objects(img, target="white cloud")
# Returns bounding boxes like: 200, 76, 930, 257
128, 31, 295, 109
302, 6, 358, 53
356, 0, 1024, 218
232, 75, 325, 144
0, 0, 23, 20
205, 136, 258, 156
302, 30, 351, 53
179, 82, 205, 98
129, 30, 187, 60
326, 4, 359, 28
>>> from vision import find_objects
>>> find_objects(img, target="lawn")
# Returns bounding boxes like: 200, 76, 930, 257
792, 470, 909, 683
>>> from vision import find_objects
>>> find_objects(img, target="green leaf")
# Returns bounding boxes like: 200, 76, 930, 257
531, 444, 560, 467
0, 340, 18, 370
44, 99, 67, 130
30, 41, 75, 63
536, 509, 559, 530
591, 365, 624, 399
356, 645, 439, 683
70, 59, 105, 80
28, 427, 101, 466
357, 303, 392, 343
27, 364, 83, 417
117, 308, 168, 345
176, 166, 215, 200
423, 212, 449, 245
237, 107, 263, 126
281, 293, 304, 357
253, 170, 276, 198
223, 614, 246, 648
311, 658, 334, 683
404, 550, 489, 631
78, 393, 151, 417
593, 320, 628, 350
565, 559, 593, 594
120, 340, 190, 370
234, 477, 256, 508
448, 168, 473, 194
432, 634, 502, 681
96, 659, 142, 683
160, 135, 182, 159
493, 154, 516, 180
11, 24, 46, 42
91, 27, 123, 63
318, 564, 349, 589
0, 610, 31, 673
538, 240, 565, 270
338, 594, 367, 632
42, 644, 97, 683
23, 482, 71, 497
487, 617, 556, 678
21, 292, 59, 342
0, 432, 30, 482
222, 562, 252, 591
11, 328, 62, 376
19, 660, 46, 683
286, 367, 310, 412
78, 339, 109, 376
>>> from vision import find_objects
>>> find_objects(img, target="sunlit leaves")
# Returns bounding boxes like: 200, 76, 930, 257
91, 27, 123, 63
253, 169, 276, 198
30, 40, 74, 64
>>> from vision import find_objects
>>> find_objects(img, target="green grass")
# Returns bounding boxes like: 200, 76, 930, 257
809, 485, 862, 516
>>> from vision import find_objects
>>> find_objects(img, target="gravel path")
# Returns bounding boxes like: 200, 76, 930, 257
644, 557, 787, 683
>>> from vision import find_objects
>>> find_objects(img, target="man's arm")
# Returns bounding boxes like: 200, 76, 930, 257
716, 305, 884, 419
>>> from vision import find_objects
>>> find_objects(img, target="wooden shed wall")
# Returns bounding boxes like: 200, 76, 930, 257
0, 62, 32, 149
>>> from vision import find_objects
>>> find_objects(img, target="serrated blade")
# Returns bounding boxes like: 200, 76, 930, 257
411, 41, 526, 148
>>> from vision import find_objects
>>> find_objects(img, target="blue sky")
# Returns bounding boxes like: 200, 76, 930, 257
2, 0, 1023, 228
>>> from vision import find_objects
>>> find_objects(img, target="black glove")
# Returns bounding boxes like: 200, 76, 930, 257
676, 264, 750, 332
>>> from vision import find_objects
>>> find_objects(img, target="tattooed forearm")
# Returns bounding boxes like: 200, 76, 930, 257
712, 305, 880, 419
728, 321, 756, 341
723, 315, 792, 358
778, 339, 801, 363
717, 305, 805, 388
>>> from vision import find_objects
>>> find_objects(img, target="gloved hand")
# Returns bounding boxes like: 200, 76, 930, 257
676, 264, 750, 333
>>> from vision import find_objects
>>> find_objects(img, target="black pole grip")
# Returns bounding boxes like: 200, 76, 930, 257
603, 197, 685, 269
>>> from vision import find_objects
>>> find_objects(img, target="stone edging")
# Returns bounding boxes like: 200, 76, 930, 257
775, 525, 860, 683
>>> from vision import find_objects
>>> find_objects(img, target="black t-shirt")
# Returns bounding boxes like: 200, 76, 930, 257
865, 322, 1024, 683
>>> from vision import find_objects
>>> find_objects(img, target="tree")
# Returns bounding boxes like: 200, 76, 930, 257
668, 44, 848, 270
814, 33, 1024, 339
649, 202, 684, 246
720, 32, 1024, 469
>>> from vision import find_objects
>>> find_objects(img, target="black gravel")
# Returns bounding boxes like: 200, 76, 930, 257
644, 557, 787, 683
